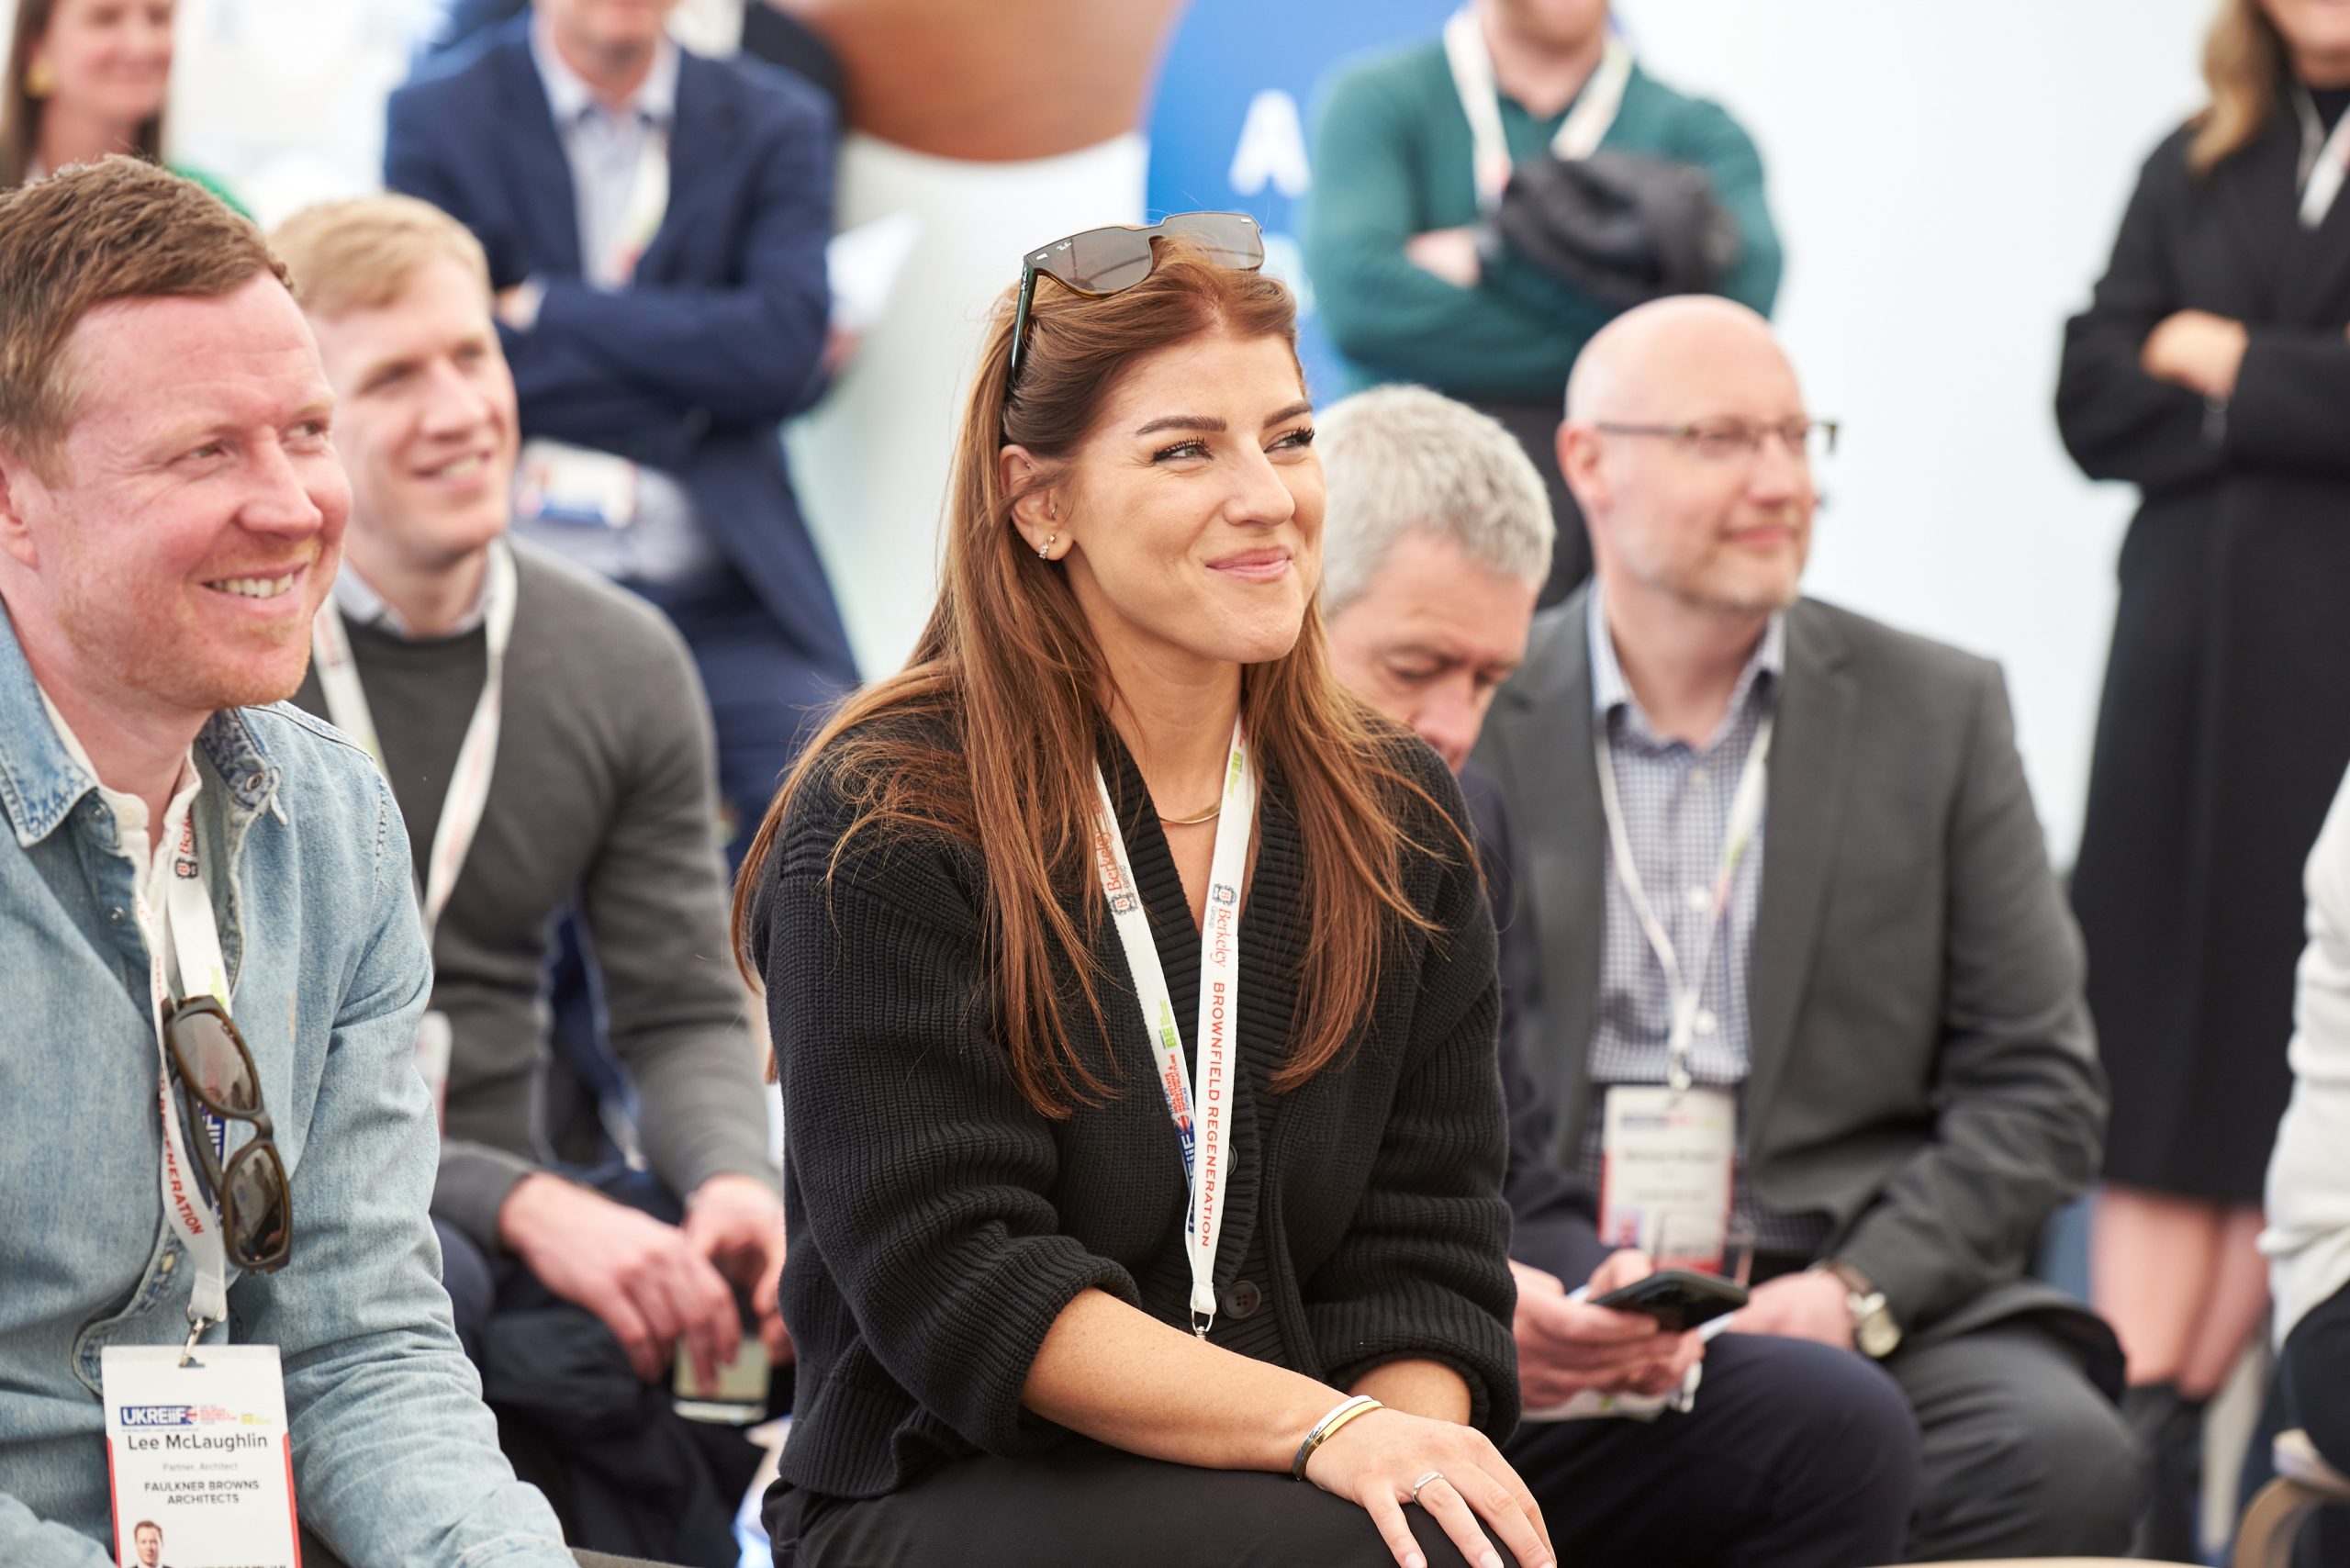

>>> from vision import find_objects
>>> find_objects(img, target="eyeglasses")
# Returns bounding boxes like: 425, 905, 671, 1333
1005, 211, 1266, 398
1594, 420, 1840, 465
161, 996, 292, 1273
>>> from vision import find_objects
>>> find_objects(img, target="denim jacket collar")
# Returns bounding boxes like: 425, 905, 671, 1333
0, 601, 285, 850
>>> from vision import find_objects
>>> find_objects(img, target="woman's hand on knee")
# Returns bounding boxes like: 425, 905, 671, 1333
1303, 1408, 1553, 1568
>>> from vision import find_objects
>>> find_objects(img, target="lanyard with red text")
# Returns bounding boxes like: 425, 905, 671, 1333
310, 542, 517, 946
1594, 711, 1774, 1095
1090, 720, 1257, 1338
141, 802, 234, 1348
1442, 6, 1633, 212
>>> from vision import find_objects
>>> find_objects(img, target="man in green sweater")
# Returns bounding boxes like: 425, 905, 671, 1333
1304, 0, 1781, 600
265, 195, 787, 1552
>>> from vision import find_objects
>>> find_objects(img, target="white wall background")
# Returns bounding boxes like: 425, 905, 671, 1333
2, 0, 2219, 854
1615, 0, 2213, 857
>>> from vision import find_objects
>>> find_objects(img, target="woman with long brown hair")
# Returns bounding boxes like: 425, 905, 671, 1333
2, 0, 235, 206
737, 218, 1548, 1568
2058, 0, 2350, 1552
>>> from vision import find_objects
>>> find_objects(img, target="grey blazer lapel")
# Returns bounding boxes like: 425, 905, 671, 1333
1486, 592, 1606, 1160
1744, 601, 1858, 1125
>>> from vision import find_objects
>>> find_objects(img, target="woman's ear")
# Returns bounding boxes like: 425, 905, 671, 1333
1000, 444, 1062, 557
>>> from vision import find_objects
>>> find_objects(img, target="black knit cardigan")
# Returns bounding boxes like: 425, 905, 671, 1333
753, 715, 1516, 1500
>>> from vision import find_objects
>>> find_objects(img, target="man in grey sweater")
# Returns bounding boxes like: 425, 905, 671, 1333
270, 195, 787, 1393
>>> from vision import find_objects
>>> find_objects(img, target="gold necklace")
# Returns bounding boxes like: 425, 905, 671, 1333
1157, 801, 1223, 827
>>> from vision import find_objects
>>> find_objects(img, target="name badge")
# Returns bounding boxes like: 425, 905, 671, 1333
413, 1009, 453, 1129
104, 1345, 300, 1568
515, 439, 639, 530
1598, 1084, 1737, 1271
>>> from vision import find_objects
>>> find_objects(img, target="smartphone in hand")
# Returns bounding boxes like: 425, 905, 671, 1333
1589, 1269, 1749, 1332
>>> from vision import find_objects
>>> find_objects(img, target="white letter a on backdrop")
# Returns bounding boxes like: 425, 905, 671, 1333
1228, 90, 1311, 199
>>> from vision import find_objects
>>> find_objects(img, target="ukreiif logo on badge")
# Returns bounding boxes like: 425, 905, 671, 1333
103, 1344, 299, 1568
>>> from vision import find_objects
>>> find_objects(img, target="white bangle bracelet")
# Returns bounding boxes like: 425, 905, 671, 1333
1291, 1394, 1383, 1481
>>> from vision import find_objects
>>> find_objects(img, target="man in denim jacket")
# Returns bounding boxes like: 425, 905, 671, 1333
0, 160, 574, 1566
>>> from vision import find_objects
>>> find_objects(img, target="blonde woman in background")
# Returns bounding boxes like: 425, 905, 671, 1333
2058, 0, 2350, 1553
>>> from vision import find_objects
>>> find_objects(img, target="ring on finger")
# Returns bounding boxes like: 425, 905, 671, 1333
1409, 1469, 1447, 1504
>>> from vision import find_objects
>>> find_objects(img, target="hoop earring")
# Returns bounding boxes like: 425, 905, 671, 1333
25, 58, 55, 99
1037, 532, 1057, 560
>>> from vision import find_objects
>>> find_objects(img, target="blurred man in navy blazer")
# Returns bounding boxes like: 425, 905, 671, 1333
386, 0, 856, 857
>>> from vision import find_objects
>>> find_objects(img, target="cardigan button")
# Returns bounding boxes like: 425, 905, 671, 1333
1221, 1279, 1263, 1319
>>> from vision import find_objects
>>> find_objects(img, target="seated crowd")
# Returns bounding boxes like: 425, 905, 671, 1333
2, 6, 2348, 1566
0, 153, 2131, 1568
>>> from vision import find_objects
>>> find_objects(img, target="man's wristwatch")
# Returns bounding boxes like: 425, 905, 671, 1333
1821, 1260, 1903, 1360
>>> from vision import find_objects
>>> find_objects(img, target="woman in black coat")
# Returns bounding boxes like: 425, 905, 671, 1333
2057, 0, 2350, 1549
738, 227, 1551, 1568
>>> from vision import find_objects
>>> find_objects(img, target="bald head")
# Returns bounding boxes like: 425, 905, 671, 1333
1558, 295, 1816, 622
1564, 296, 1789, 424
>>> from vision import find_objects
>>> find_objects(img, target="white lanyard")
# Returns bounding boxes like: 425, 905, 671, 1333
1090, 720, 1257, 1338
1594, 711, 1774, 1096
143, 803, 234, 1343
2296, 88, 2350, 230
310, 542, 518, 946
600, 124, 670, 289
1443, 6, 1633, 212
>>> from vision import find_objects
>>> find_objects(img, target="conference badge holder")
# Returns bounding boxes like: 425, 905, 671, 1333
104, 1344, 300, 1567
673, 1336, 771, 1427
1590, 699, 1773, 1282
1597, 1083, 1738, 1274
514, 439, 640, 531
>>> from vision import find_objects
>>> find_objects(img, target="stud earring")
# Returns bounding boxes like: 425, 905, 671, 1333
1037, 532, 1057, 560
25, 58, 54, 99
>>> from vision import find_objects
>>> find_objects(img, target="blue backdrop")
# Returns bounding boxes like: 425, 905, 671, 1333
1146, 0, 1455, 401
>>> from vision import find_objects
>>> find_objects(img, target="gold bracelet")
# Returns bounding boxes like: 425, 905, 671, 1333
1290, 1394, 1383, 1481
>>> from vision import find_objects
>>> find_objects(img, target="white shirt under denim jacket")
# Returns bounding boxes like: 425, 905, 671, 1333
0, 604, 570, 1567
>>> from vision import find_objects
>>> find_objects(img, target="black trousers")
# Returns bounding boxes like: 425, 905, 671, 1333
768, 1442, 1492, 1568
1504, 1332, 1918, 1568
2285, 1281, 2350, 1496
2242, 1279, 2350, 1566
769, 1337, 1917, 1568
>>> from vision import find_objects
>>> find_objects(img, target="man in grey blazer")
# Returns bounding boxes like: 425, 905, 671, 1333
1472, 297, 2142, 1559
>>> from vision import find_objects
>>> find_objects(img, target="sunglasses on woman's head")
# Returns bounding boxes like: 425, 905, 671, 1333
162, 995, 293, 1273
1004, 211, 1267, 399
